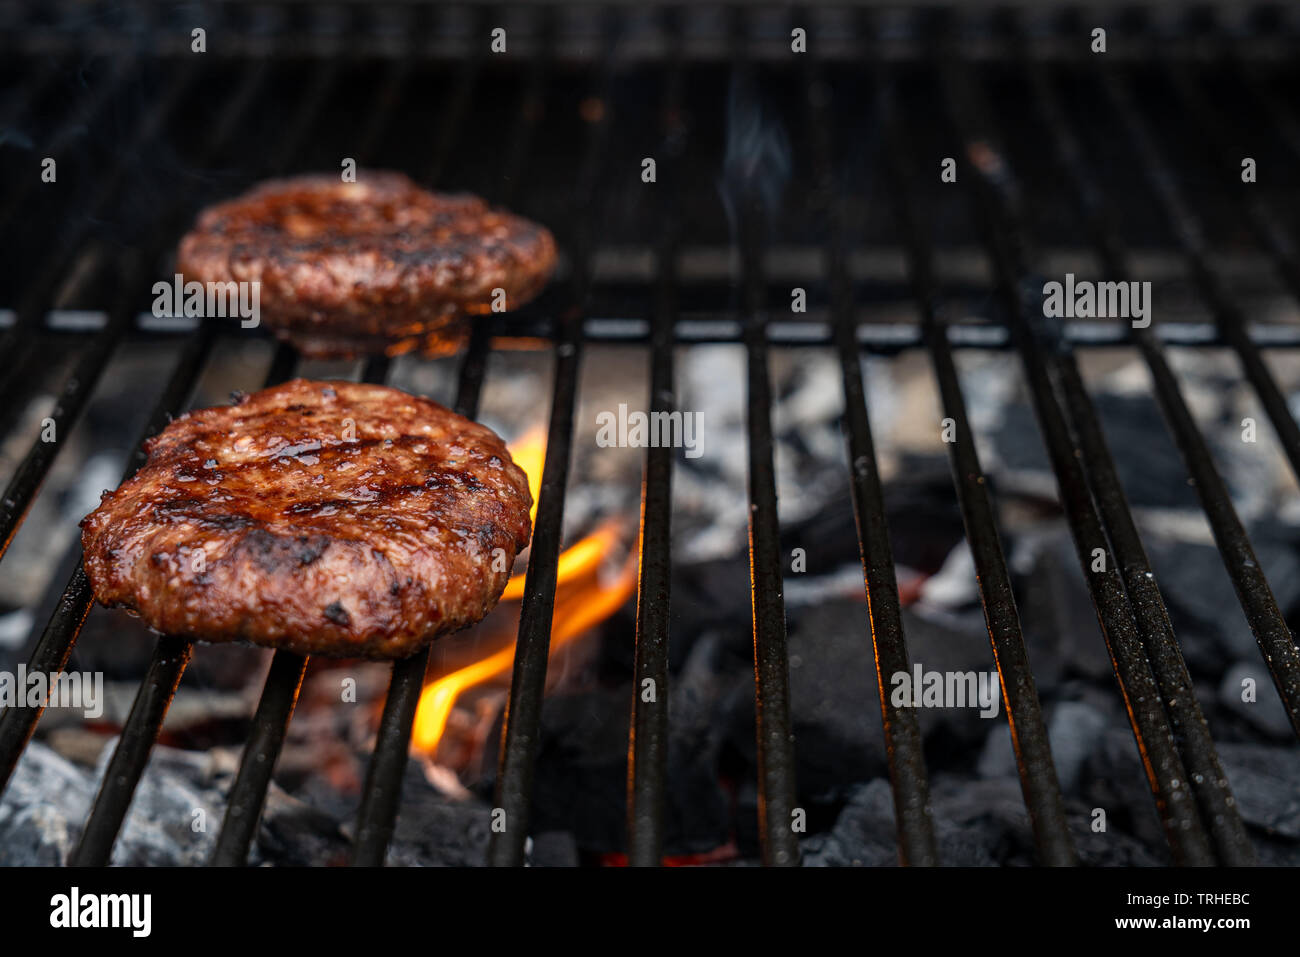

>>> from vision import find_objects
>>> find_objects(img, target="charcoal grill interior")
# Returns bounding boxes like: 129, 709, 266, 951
1, 1, 1300, 867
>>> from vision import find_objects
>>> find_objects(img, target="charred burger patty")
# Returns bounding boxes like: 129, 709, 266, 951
176, 171, 557, 359
80, 379, 533, 659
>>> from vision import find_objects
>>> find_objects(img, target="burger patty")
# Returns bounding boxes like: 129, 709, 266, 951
176, 171, 557, 359
80, 379, 533, 659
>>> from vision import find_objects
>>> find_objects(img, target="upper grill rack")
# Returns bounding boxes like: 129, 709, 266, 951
0, 2, 1298, 866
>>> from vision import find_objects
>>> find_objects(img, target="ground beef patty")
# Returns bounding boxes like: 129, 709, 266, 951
80, 379, 533, 659
176, 171, 557, 359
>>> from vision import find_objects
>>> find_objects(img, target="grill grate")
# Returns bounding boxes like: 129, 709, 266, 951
868, 48, 1071, 866
939, 30, 1217, 865
1, 2, 1299, 867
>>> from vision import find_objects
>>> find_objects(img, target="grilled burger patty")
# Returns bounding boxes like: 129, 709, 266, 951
80, 379, 533, 659
176, 171, 557, 359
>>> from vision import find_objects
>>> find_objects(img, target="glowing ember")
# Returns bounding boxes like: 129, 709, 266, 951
411, 429, 638, 757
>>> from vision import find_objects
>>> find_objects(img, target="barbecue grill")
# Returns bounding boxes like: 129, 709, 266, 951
1, 1, 1299, 868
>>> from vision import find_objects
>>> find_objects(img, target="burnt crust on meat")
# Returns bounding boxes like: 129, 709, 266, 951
176, 171, 557, 359
80, 379, 533, 660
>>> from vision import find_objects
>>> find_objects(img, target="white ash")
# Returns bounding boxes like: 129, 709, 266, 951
918, 540, 979, 610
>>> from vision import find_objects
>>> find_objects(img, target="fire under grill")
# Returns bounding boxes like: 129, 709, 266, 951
1, 1, 1299, 868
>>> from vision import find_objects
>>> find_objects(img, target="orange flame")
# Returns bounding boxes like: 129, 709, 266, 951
511, 425, 547, 527
411, 429, 638, 756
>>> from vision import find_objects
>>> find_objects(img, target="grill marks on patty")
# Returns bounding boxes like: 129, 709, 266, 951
80, 379, 533, 659
175, 171, 557, 359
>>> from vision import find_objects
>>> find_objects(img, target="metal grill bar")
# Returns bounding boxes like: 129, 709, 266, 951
348, 15, 524, 866
349, 331, 489, 866
626, 9, 682, 868
349, 657, 428, 864
17, 309, 1300, 352
801, 59, 937, 864
1019, 28, 1256, 864
742, 258, 801, 867
0, 263, 140, 564
0, 320, 217, 793
870, 67, 1073, 865
486, 309, 583, 867
209, 644, 309, 866
1098, 64, 1300, 737
934, 49, 1215, 864
487, 9, 614, 867
730, 23, 800, 866
68, 634, 196, 866
0, 568, 91, 789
